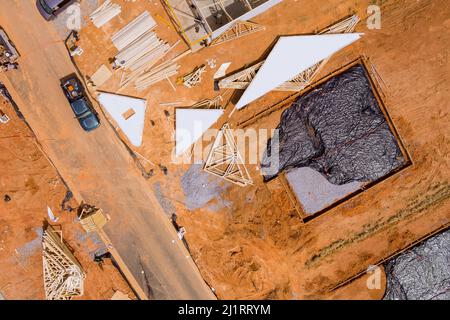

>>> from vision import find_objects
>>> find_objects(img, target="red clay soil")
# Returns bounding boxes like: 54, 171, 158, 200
0, 96, 134, 300
71, 0, 449, 299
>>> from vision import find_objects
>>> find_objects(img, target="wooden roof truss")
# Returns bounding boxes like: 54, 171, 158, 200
218, 14, 360, 91
42, 225, 85, 300
204, 123, 253, 187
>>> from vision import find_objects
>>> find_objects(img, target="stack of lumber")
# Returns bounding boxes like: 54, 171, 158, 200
114, 31, 171, 71
119, 41, 180, 91
111, 11, 156, 50
134, 61, 180, 92
90, 0, 121, 28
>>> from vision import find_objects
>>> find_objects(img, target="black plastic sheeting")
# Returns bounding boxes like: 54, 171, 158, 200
384, 228, 450, 300
261, 64, 405, 184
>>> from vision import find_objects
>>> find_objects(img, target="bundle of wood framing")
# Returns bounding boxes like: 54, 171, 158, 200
119, 41, 180, 90
90, 0, 121, 28
134, 60, 180, 92
42, 225, 85, 300
111, 11, 157, 50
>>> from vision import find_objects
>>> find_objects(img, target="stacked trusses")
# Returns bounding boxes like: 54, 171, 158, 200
218, 14, 360, 91
204, 123, 253, 187
210, 20, 265, 46
42, 225, 85, 300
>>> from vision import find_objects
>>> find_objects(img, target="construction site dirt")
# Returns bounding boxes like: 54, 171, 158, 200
66, 0, 450, 299
0, 90, 135, 299
1, 0, 449, 300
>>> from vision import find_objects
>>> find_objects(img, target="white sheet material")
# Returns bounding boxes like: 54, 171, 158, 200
175, 109, 224, 156
213, 62, 231, 79
235, 33, 363, 109
98, 93, 147, 147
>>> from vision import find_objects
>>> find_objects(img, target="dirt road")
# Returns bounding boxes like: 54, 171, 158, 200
0, 0, 214, 300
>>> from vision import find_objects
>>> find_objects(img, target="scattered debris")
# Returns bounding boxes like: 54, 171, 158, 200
111, 290, 131, 300
47, 207, 59, 223
0, 109, 9, 124
61, 191, 74, 212
213, 62, 231, 79
206, 58, 216, 69
98, 93, 147, 147
159, 164, 168, 175
0, 27, 20, 72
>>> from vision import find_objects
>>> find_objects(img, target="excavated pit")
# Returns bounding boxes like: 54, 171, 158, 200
384, 228, 450, 300
262, 63, 406, 189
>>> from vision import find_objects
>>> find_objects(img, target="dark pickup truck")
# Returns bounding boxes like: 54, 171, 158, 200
60, 74, 100, 132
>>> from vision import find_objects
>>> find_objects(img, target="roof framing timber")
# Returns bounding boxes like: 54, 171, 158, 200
210, 20, 266, 47
218, 14, 360, 91
42, 225, 85, 300
204, 123, 253, 187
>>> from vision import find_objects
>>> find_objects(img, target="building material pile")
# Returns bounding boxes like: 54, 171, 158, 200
114, 32, 171, 71
42, 225, 85, 300
111, 11, 157, 50
112, 12, 180, 91
89, 0, 121, 28
218, 15, 360, 96
133, 60, 180, 91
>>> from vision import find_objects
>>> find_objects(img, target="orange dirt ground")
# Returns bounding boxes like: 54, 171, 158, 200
30, 0, 450, 299
0, 95, 135, 299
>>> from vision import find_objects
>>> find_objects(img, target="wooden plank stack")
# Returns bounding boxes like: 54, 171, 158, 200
111, 11, 157, 50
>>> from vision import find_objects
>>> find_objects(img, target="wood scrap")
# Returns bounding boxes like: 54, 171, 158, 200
177, 64, 206, 88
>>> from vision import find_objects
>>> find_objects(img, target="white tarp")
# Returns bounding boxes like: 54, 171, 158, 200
235, 33, 363, 109
175, 109, 223, 156
98, 93, 147, 147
